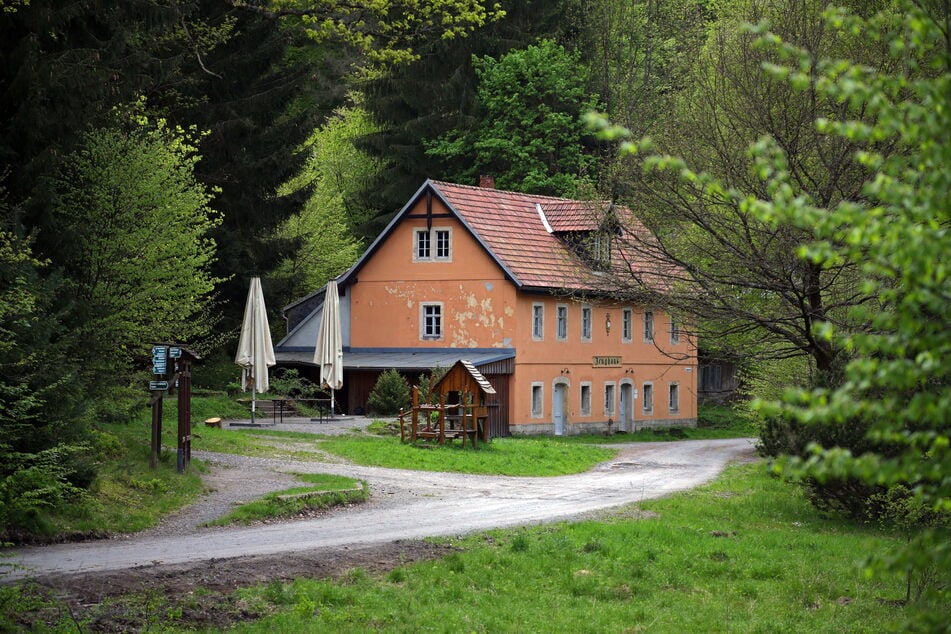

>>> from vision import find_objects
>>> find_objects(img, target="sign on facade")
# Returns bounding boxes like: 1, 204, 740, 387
592, 356, 622, 367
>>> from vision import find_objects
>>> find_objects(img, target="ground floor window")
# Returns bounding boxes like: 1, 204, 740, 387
580, 383, 592, 416
531, 383, 544, 417
669, 382, 679, 414
642, 382, 653, 413
603, 382, 616, 417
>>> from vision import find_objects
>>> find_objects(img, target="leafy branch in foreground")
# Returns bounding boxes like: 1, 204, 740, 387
751, 2, 950, 619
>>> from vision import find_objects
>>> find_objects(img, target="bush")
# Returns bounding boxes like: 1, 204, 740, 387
367, 369, 410, 415
269, 368, 321, 398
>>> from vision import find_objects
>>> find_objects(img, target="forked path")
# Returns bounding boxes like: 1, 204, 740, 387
1, 438, 756, 582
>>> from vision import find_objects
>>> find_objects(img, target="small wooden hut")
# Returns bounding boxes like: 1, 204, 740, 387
400, 360, 497, 447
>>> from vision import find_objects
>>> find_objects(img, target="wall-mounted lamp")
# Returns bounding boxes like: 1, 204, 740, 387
605, 313, 612, 334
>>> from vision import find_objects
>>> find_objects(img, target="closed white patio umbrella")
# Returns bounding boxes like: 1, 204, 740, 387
235, 277, 275, 424
314, 280, 343, 417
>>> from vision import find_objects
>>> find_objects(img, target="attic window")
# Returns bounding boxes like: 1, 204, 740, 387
562, 230, 612, 270
415, 227, 452, 262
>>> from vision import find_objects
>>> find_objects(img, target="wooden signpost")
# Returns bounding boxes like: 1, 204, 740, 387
149, 343, 201, 473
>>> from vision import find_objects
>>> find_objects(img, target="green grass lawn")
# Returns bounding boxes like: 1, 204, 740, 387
208, 473, 368, 526
74, 461, 929, 633
39, 422, 207, 538
319, 435, 615, 476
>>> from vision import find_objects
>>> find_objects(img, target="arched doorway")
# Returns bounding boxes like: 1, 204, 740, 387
619, 381, 635, 433
553, 381, 569, 436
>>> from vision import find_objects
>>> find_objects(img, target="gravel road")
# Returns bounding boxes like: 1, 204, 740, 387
1, 435, 756, 583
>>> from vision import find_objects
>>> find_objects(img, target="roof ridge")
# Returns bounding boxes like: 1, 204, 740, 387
430, 180, 587, 204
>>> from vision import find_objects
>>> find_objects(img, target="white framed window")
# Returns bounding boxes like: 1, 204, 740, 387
642, 382, 653, 413
415, 228, 431, 260
580, 382, 592, 416
414, 227, 452, 261
581, 306, 592, 342
556, 304, 568, 341
531, 382, 544, 418
670, 318, 681, 345
420, 302, 443, 340
603, 382, 616, 417
622, 308, 633, 343
669, 383, 679, 413
644, 310, 654, 343
435, 229, 451, 259
532, 303, 544, 340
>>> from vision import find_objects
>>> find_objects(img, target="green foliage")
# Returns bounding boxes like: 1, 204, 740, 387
427, 39, 602, 196
0, 230, 90, 538
415, 364, 448, 404
367, 369, 411, 415
0, 446, 86, 536
734, 2, 951, 618
357, 0, 572, 220
273, 101, 379, 300
268, 368, 322, 399
50, 113, 221, 391
278, 0, 505, 67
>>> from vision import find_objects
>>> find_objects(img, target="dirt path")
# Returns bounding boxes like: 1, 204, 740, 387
1, 438, 756, 585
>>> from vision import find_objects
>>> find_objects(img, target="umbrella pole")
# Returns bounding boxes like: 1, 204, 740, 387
330, 389, 335, 419
251, 382, 256, 425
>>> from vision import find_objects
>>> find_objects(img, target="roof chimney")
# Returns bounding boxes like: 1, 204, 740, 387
478, 175, 495, 189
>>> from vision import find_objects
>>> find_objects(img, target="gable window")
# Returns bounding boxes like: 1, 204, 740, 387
642, 382, 654, 413
415, 229, 430, 259
414, 227, 451, 261
435, 229, 451, 259
556, 305, 568, 341
532, 303, 544, 340
581, 306, 592, 342
644, 310, 654, 343
420, 303, 443, 340
580, 383, 592, 416
669, 383, 679, 413
604, 382, 616, 417
670, 318, 681, 345
622, 308, 633, 343
531, 383, 544, 418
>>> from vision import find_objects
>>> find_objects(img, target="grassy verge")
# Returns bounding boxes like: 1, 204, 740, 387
10, 462, 935, 631
208, 474, 368, 526
319, 436, 614, 476
536, 403, 757, 444
214, 463, 928, 632
23, 422, 207, 540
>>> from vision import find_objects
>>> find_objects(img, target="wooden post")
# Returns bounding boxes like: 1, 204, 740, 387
177, 358, 192, 473
411, 386, 419, 442
438, 393, 446, 445
150, 392, 163, 468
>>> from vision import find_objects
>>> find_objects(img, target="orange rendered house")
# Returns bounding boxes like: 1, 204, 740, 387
276, 179, 697, 436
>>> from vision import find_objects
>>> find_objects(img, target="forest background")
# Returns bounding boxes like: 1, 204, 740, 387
1, 0, 947, 602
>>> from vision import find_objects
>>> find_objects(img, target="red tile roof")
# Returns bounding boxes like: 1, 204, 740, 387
430, 180, 667, 292
340, 179, 673, 295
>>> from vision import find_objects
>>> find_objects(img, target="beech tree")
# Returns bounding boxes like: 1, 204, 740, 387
753, 2, 949, 619
49, 116, 221, 388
